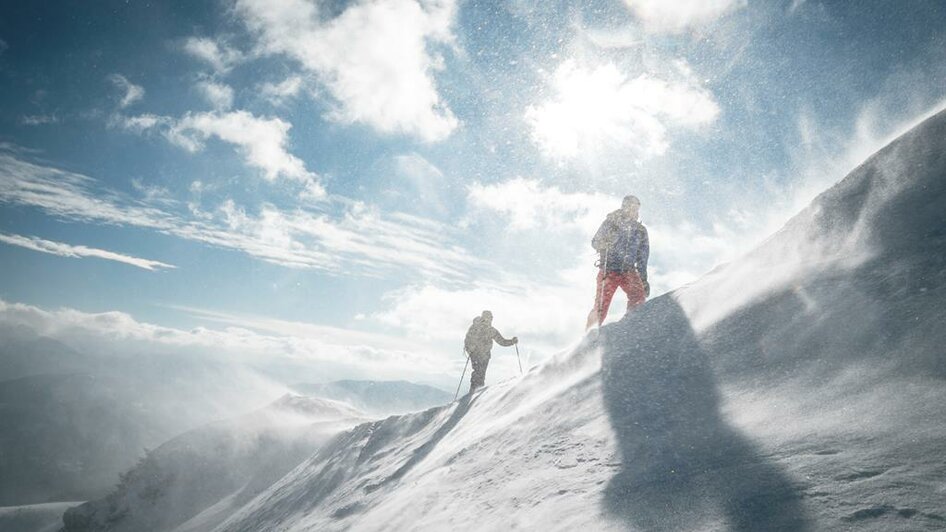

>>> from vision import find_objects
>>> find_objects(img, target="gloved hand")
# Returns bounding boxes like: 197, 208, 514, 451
512, 336, 519, 344
642, 278, 650, 297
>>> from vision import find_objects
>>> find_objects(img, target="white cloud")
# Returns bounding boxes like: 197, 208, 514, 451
20, 114, 60, 126
467, 177, 617, 233
526, 60, 719, 160
384, 153, 448, 215
624, 0, 747, 34
108, 74, 145, 108
0, 232, 175, 271
123, 109, 325, 196
113, 113, 171, 133
0, 153, 178, 229
371, 269, 597, 383
182, 37, 244, 73
0, 298, 453, 385
196, 80, 235, 110
260, 76, 305, 105
170, 304, 423, 353
235, 0, 459, 142
464, 177, 763, 297
789, 0, 808, 14
0, 152, 483, 280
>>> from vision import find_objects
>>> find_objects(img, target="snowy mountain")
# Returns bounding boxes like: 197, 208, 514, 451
61, 394, 367, 532
0, 372, 187, 506
0, 332, 287, 507
292, 380, 452, 415
198, 109, 946, 531
54, 108, 946, 532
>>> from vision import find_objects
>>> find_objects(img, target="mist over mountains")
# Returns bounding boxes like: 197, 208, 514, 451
0, 318, 452, 531
291, 380, 451, 416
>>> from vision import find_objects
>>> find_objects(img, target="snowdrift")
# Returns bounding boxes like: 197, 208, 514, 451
67, 108, 946, 531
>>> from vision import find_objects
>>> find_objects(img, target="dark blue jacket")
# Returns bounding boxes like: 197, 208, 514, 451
592, 210, 649, 279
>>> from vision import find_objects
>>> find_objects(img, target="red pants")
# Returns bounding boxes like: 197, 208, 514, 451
586, 270, 646, 329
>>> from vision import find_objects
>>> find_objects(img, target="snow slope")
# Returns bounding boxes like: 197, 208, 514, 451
62, 395, 367, 532
58, 108, 946, 532
205, 108, 946, 531
0, 501, 80, 532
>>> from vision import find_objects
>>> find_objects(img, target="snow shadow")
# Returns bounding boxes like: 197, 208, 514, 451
600, 295, 809, 531
365, 392, 479, 492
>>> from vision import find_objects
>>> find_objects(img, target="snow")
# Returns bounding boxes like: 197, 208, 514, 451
0, 501, 81, 532
67, 108, 946, 531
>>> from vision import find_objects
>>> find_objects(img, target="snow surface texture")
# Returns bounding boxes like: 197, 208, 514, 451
0, 501, 79, 532
66, 109, 946, 531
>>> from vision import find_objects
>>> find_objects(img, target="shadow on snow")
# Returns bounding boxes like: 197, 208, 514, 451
600, 295, 809, 531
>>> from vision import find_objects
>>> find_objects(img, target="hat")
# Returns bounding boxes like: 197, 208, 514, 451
622, 195, 641, 209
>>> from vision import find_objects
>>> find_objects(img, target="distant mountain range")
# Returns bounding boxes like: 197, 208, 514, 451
292, 379, 452, 415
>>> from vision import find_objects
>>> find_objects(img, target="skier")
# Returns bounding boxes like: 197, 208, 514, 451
586, 194, 650, 330
464, 310, 518, 393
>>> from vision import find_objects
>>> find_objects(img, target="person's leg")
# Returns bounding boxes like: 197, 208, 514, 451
617, 271, 646, 312
469, 356, 486, 392
587, 271, 620, 329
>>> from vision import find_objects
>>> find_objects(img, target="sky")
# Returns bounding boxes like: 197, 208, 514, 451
1, 0, 945, 389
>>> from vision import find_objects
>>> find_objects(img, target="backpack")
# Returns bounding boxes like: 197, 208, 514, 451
464, 317, 488, 354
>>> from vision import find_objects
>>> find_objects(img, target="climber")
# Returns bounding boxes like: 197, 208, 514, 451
586, 194, 650, 330
464, 310, 518, 393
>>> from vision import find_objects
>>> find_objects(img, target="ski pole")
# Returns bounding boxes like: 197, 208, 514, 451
515, 343, 523, 375
596, 247, 610, 328
454, 349, 470, 401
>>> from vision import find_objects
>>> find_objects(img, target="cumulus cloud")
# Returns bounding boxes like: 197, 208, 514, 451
526, 60, 719, 160
260, 76, 305, 105
182, 37, 244, 73
113, 113, 171, 133
234, 0, 459, 142
196, 80, 235, 110
624, 0, 747, 34
108, 74, 145, 108
467, 177, 617, 233
121, 109, 324, 196
0, 232, 175, 270
0, 152, 483, 280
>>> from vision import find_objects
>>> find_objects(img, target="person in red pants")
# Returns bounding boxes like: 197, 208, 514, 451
586, 195, 650, 330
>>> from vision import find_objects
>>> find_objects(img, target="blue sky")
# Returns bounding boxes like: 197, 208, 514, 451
1, 0, 945, 387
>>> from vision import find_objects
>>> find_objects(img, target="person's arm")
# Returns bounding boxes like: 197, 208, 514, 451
591, 214, 616, 251
491, 327, 518, 347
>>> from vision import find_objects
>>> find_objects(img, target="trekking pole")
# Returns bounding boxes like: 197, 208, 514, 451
454, 349, 470, 401
515, 343, 523, 375
596, 247, 610, 328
